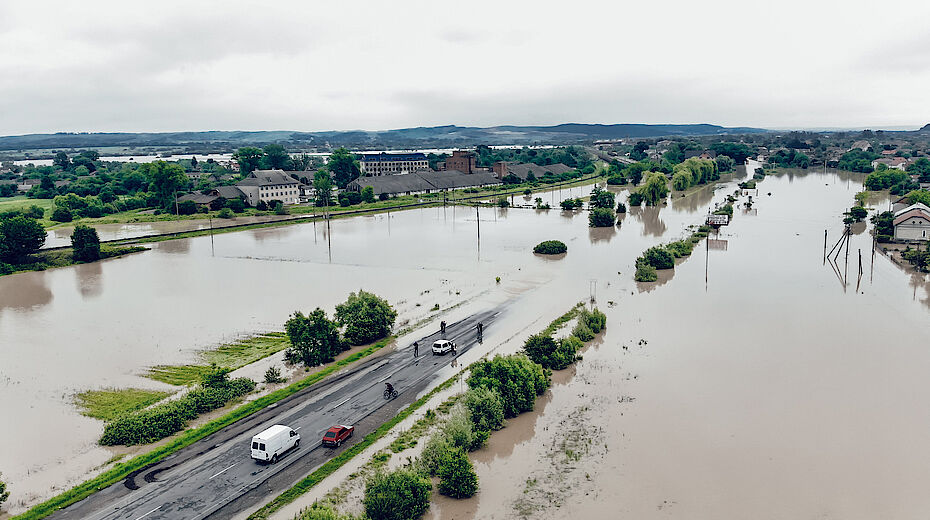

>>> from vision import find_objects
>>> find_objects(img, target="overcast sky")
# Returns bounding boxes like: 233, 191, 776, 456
1, 0, 928, 135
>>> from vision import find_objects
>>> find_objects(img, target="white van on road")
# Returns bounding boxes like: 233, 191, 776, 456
250, 424, 300, 463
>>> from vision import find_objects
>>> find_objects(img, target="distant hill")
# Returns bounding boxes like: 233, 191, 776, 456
0, 123, 769, 152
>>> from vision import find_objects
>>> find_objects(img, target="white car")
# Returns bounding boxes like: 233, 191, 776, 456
432, 339, 456, 355
250, 424, 300, 464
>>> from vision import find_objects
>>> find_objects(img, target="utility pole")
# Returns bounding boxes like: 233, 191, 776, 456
823, 229, 827, 265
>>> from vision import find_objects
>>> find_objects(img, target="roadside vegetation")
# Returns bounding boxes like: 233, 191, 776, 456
146, 332, 290, 385
634, 225, 713, 282
74, 388, 174, 422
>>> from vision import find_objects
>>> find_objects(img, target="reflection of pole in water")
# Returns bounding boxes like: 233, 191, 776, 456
209, 217, 215, 256
823, 229, 827, 265
326, 214, 332, 263
870, 233, 876, 282
475, 203, 480, 255
589, 279, 596, 304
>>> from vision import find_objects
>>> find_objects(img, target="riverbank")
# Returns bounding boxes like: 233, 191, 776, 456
0, 244, 146, 278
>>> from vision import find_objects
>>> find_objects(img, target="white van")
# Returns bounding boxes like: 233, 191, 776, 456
250, 424, 300, 463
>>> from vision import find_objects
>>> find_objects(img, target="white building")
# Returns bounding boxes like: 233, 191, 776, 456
236, 170, 301, 206
893, 202, 930, 242
359, 152, 429, 176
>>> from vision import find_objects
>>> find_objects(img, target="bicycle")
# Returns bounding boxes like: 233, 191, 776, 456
383, 389, 398, 399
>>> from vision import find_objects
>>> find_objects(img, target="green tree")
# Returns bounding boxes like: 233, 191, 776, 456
291, 153, 313, 171
715, 155, 735, 172
334, 290, 397, 345
637, 172, 669, 206
907, 157, 930, 182
0, 473, 8, 507
361, 186, 376, 203
437, 447, 479, 499
588, 207, 616, 227
71, 224, 101, 262
871, 210, 894, 240
53, 151, 71, 170
640, 246, 675, 269
467, 354, 550, 418
314, 169, 334, 206
51, 207, 73, 222
523, 333, 576, 370
709, 142, 753, 163
906, 190, 930, 206
141, 161, 187, 209
234, 147, 264, 174
328, 148, 361, 189
464, 386, 505, 432
284, 309, 344, 367
228, 198, 246, 213
0, 216, 46, 263
589, 186, 615, 209
262, 144, 292, 170
363, 469, 432, 520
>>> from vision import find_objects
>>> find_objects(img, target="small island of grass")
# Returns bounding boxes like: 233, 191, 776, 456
533, 240, 567, 255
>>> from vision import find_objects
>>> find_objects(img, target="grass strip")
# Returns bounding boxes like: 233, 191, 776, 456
13, 337, 394, 520
146, 332, 290, 386
74, 388, 175, 422
0, 245, 146, 277
246, 373, 461, 520
540, 302, 584, 337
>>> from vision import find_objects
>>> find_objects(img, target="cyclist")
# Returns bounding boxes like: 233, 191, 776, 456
385, 382, 394, 395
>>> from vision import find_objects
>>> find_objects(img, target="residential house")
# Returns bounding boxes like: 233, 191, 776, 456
892, 196, 912, 213
178, 193, 219, 209
893, 202, 930, 242
358, 152, 429, 176
17, 178, 40, 192
684, 150, 717, 161
850, 140, 872, 151
871, 157, 909, 171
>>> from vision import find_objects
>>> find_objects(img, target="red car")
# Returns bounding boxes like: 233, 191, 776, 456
322, 425, 354, 447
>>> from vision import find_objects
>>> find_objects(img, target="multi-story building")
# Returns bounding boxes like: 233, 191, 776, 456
235, 170, 301, 206
444, 150, 477, 174
359, 152, 429, 176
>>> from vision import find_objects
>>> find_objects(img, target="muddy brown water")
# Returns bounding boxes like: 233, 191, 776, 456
6, 165, 930, 517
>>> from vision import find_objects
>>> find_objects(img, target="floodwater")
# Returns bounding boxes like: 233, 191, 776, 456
7, 162, 930, 518
427, 166, 930, 519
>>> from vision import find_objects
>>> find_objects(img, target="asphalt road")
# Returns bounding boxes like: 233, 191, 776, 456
51, 310, 499, 520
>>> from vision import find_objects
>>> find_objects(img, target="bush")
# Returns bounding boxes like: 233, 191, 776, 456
666, 240, 693, 258
571, 321, 594, 342
361, 186, 376, 203
443, 406, 485, 452
99, 377, 256, 445
335, 290, 397, 345
560, 198, 582, 210
51, 207, 73, 222
363, 469, 432, 520
467, 354, 550, 418
274, 202, 288, 215
523, 333, 576, 370
640, 246, 675, 269
379, 193, 389, 201
228, 198, 246, 213
177, 200, 198, 215
420, 434, 454, 476
497, 197, 510, 208
588, 207, 616, 227
296, 503, 359, 520
616, 201, 626, 214
285, 308, 345, 367
0, 216, 46, 263
628, 192, 644, 206
464, 386, 504, 432
217, 208, 233, 218
533, 240, 567, 255
635, 264, 658, 282
264, 365, 286, 384
0, 472, 8, 506
579, 307, 607, 333
437, 448, 479, 499
71, 224, 101, 262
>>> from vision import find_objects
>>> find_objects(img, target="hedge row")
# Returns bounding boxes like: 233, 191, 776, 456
99, 378, 255, 446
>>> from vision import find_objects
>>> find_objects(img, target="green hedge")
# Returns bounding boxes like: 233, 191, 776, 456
533, 240, 567, 255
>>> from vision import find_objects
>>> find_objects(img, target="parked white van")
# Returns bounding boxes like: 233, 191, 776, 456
250, 424, 300, 463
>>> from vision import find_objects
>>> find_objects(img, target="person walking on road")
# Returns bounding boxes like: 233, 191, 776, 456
477, 322, 483, 342
440, 320, 446, 337
413, 341, 419, 357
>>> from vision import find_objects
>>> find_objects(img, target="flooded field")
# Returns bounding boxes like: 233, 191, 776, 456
5, 164, 929, 517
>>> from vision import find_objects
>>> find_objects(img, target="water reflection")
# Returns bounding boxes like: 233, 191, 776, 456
74, 261, 103, 299
157, 237, 191, 254
629, 206, 667, 237
0, 272, 53, 312
588, 226, 617, 244
671, 183, 717, 213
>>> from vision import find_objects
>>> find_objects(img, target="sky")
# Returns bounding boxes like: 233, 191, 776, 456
1, 0, 929, 135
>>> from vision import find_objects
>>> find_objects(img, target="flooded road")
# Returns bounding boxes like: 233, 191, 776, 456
7, 164, 930, 517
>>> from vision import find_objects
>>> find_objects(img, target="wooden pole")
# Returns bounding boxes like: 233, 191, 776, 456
823, 229, 827, 264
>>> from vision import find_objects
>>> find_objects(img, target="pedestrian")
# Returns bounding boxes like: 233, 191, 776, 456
440, 320, 446, 337
452, 356, 458, 368
413, 341, 419, 357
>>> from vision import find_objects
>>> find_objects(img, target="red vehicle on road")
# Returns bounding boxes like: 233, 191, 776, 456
322, 425, 354, 447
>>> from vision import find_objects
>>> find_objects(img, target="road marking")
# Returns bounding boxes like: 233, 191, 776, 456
209, 463, 238, 480
135, 506, 160, 520
331, 397, 350, 410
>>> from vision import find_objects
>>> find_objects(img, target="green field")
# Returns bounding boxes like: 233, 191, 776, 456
146, 332, 290, 385
74, 388, 174, 421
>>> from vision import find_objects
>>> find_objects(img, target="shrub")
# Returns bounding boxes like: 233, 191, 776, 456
361, 186, 376, 203
464, 386, 504, 432
217, 208, 233, 218
443, 406, 485, 452
628, 192, 644, 206
640, 246, 675, 269
363, 469, 432, 520
228, 198, 246, 213
497, 197, 510, 208
26, 205, 45, 219
523, 333, 578, 370
0, 472, 8, 506
379, 193, 389, 201
572, 321, 594, 342
334, 290, 397, 345
285, 308, 345, 367
0, 216, 46, 263
666, 240, 693, 258
264, 365, 286, 384
71, 224, 101, 262
274, 202, 288, 215
588, 207, 616, 227
51, 206, 73, 222
635, 264, 658, 282
533, 240, 567, 255
420, 434, 454, 476
437, 448, 479, 499
177, 200, 198, 215
579, 307, 607, 333
560, 198, 583, 210
296, 503, 359, 520
713, 203, 734, 217
616, 201, 626, 214
467, 354, 550, 418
